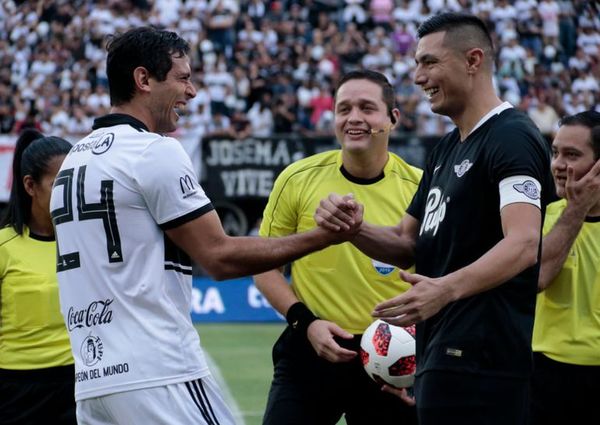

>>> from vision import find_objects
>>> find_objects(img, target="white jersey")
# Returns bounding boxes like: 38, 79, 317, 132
50, 114, 213, 401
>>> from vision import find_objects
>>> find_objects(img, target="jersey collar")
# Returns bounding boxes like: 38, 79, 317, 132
92, 114, 149, 132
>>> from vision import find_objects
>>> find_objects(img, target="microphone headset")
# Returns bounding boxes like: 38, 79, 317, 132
369, 122, 395, 135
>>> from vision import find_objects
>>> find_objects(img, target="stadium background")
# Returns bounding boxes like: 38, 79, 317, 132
0, 0, 599, 423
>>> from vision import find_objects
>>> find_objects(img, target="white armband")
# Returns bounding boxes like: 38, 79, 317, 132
499, 175, 541, 210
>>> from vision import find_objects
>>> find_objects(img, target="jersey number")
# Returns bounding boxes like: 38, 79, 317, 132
51, 166, 123, 271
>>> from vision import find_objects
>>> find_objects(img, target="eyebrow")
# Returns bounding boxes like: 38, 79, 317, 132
415, 53, 437, 64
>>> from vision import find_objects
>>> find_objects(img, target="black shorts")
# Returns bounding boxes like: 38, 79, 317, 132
262, 326, 417, 425
530, 352, 600, 425
0, 365, 76, 425
414, 369, 529, 425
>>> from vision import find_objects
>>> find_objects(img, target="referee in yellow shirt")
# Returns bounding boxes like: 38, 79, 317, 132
254, 70, 421, 425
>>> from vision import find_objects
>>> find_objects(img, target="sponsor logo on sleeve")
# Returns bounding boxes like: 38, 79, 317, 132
179, 174, 198, 199
513, 180, 540, 200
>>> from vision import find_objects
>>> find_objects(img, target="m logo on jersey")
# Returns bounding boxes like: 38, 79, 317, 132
419, 187, 448, 237
513, 180, 540, 200
80, 334, 104, 366
454, 159, 473, 178
179, 175, 197, 199
67, 299, 114, 331
92, 133, 114, 155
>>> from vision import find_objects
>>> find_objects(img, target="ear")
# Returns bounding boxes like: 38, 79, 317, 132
133, 66, 151, 94
23, 175, 35, 197
465, 47, 485, 75
390, 108, 401, 129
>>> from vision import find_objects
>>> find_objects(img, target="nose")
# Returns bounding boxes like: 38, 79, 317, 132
413, 65, 426, 86
551, 154, 566, 171
186, 81, 197, 99
347, 106, 362, 123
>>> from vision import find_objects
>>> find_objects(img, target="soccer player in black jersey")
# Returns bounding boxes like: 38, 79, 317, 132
316, 13, 552, 424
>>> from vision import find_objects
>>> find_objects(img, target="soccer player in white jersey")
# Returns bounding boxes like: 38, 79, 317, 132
315, 13, 552, 425
49, 27, 355, 425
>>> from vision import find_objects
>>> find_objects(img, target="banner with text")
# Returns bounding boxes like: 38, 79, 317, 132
190, 276, 284, 322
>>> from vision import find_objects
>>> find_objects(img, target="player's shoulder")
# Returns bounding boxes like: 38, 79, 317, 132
277, 149, 339, 178
0, 226, 19, 247
387, 152, 423, 185
492, 108, 542, 140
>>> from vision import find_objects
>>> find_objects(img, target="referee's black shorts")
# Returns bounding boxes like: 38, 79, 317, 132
262, 325, 417, 425
0, 365, 76, 425
414, 369, 529, 425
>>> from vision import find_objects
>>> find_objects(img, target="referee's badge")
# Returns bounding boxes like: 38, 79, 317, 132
372, 259, 395, 276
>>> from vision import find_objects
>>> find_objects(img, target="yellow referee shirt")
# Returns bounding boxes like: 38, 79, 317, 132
532, 199, 600, 365
260, 150, 422, 334
0, 226, 73, 369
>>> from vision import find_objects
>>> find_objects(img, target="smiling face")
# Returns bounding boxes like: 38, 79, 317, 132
551, 124, 596, 198
413, 31, 469, 120
334, 78, 397, 155
148, 54, 196, 133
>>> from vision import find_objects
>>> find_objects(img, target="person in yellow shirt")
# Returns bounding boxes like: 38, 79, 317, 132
0, 129, 74, 424
531, 110, 600, 424
254, 70, 421, 424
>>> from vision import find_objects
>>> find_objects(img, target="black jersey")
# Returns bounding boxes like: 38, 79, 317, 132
407, 107, 552, 378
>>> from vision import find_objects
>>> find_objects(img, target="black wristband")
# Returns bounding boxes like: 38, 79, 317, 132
286, 302, 318, 334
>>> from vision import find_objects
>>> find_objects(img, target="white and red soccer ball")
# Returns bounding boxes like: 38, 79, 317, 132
360, 319, 416, 388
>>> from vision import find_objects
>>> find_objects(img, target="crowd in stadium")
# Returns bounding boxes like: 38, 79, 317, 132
0, 0, 598, 139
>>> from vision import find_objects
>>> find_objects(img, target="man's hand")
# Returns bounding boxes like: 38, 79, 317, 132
306, 320, 357, 363
314, 193, 364, 235
565, 160, 600, 215
372, 270, 455, 326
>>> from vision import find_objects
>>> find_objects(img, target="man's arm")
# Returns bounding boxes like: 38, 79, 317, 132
373, 202, 541, 326
314, 193, 419, 269
253, 269, 357, 363
539, 160, 600, 290
166, 210, 355, 280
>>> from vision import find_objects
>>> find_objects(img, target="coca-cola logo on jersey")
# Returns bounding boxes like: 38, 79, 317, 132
419, 187, 448, 237
67, 299, 114, 331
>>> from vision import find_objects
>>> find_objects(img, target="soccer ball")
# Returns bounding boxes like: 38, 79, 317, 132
360, 319, 416, 388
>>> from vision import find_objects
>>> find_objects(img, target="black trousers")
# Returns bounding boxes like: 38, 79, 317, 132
0, 365, 76, 425
530, 352, 600, 425
262, 326, 417, 425
414, 369, 530, 425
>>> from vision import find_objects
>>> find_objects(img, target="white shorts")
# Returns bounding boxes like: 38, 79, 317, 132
76, 375, 236, 425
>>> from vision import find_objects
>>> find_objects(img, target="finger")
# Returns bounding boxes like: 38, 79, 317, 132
399, 270, 422, 285
314, 212, 344, 232
329, 324, 354, 340
373, 293, 408, 313
314, 207, 352, 231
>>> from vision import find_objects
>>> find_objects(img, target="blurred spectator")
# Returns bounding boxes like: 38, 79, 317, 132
0, 0, 598, 140
528, 95, 560, 135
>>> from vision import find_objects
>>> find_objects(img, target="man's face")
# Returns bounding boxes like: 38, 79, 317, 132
149, 54, 196, 134
413, 31, 467, 119
334, 78, 395, 154
551, 124, 596, 198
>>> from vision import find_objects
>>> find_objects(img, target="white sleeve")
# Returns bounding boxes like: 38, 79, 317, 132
498, 175, 542, 210
133, 136, 212, 227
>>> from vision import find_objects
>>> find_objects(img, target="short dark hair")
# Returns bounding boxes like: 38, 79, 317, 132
559, 110, 600, 159
106, 26, 190, 106
0, 130, 72, 234
334, 70, 397, 124
417, 13, 494, 69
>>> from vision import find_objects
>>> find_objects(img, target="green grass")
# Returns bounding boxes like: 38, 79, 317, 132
195, 323, 285, 425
